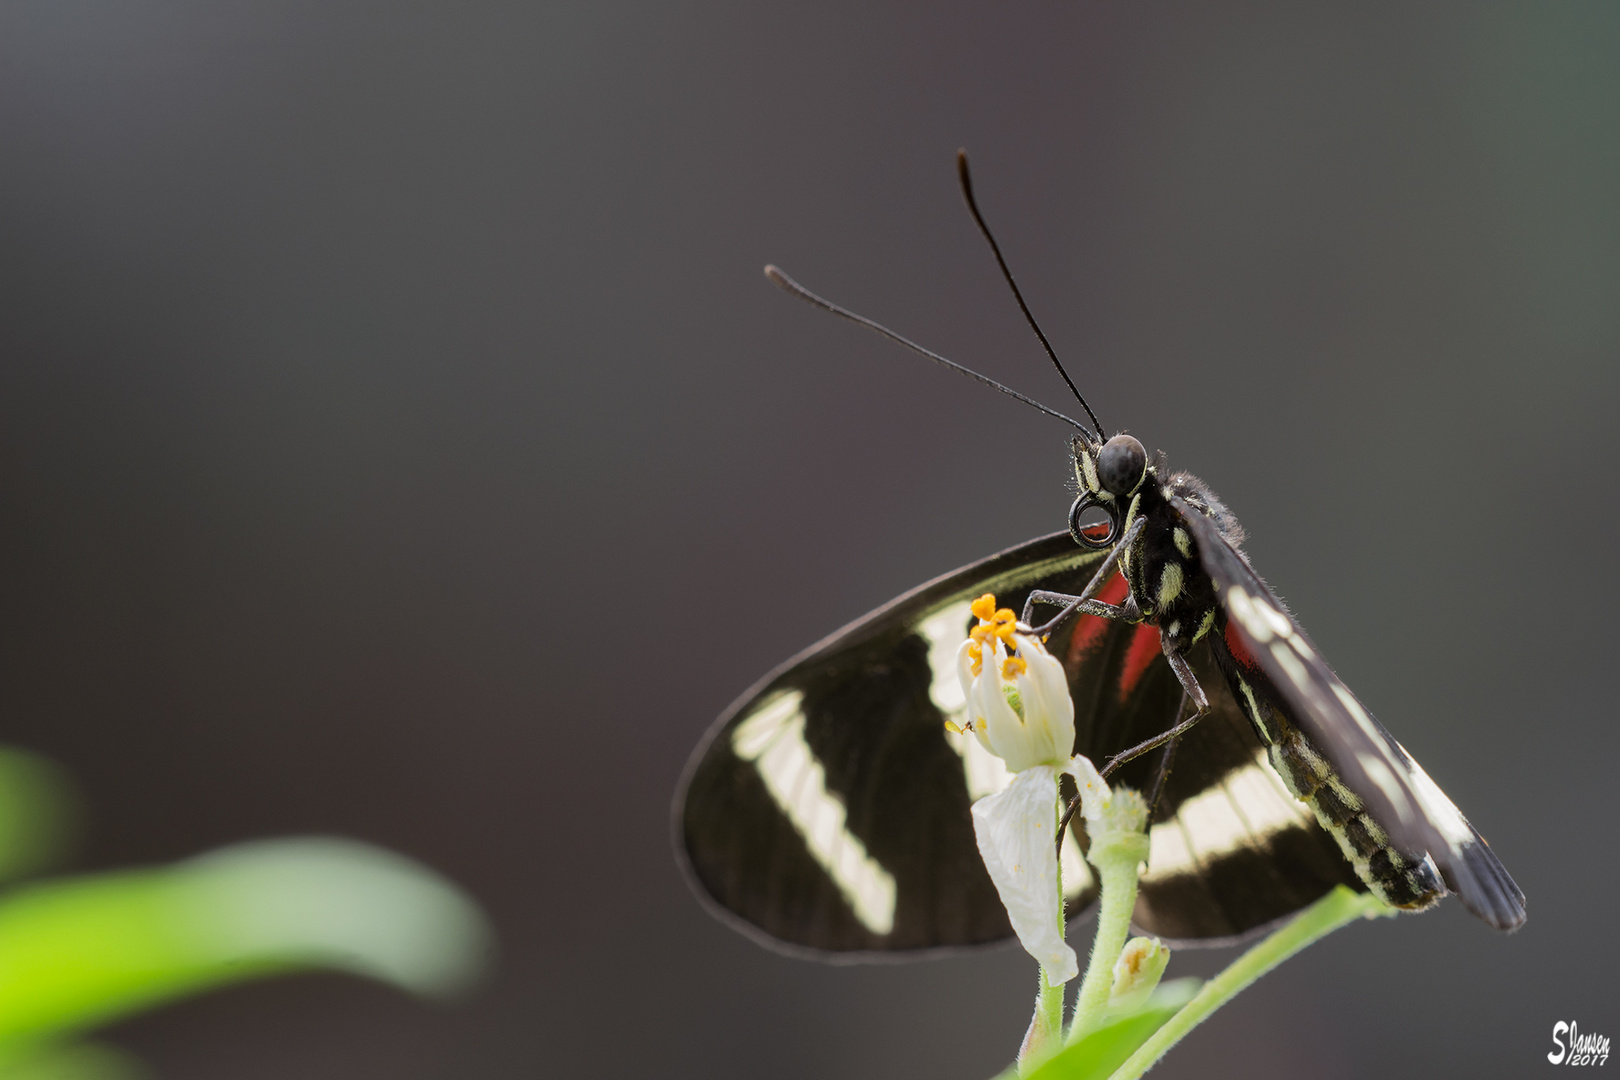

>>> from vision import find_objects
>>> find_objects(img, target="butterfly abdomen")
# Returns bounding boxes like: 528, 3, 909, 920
1269, 728, 1443, 910
1219, 639, 1444, 912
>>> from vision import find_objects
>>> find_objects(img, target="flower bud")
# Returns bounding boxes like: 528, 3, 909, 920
1086, 787, 1150, 868
1109, 936, 1171, 1013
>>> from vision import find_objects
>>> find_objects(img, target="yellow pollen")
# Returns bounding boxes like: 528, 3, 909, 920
967, 640, 984, 676
1002, 656, 1027, 679
970, 595, 1019, 646
971, 622, 1016, 647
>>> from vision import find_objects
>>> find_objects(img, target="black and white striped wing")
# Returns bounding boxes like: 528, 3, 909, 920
676, 530, 1372, 957
1172, 495, 1527, 931
674, 533, 1108, 958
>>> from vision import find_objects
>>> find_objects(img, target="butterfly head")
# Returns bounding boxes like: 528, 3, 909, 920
1070, 433, 1150, 549
1073, 433, 1148, 499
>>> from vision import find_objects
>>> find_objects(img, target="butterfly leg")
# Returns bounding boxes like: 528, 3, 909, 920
1020, 517, 1146, 633
1142, 693, 1187, 820
1099, 638, 1211, 779
1058, 687, 1192, 851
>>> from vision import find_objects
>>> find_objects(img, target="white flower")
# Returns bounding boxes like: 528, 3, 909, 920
954, 596, 1074, 772
953, 596, 1117, 985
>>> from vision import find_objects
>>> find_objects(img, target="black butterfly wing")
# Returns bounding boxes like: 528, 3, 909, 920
1062, 575, 1361, 945
675, 532, 1110, 958
1171, 494, 1527, 931
677, 529, 1373, 957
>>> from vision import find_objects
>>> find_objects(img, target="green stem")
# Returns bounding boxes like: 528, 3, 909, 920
1065, 829, 1148, 1044
1037, 970, 1064, 1034
1019, 965, 1066, 1073
1107, 886, 1391, 1080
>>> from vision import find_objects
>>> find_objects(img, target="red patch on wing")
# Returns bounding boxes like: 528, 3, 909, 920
1223, 619, 1259, 670
1118, 624, 1162, 700
1065, 573, 1130, 665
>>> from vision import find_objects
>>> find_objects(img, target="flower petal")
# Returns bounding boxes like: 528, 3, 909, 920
971, 640, 1032, 767
970, 765, 1078, 983
1013, 633, 1074, 763
1064, 754, 1111, 827
956, 640, 994, 757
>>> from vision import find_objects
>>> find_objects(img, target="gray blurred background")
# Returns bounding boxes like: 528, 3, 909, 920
0, 2, 1615, 1077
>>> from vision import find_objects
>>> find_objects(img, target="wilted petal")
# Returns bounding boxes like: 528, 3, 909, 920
970, 765, 1077, 983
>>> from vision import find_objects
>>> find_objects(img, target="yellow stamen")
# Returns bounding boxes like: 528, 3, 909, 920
970, 594, 997, 621
967, 640, 984, 676
943, 720, 963, 734
1002, 656, 1027, 679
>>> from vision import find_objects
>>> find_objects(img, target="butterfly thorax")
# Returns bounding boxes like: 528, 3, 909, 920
1118, 472, 1223, 654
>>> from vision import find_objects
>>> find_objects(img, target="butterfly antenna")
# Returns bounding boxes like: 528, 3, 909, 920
956, 150, 1106, 443
764, 265, 1089, 434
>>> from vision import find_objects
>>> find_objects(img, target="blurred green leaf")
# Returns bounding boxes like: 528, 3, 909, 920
0, 1042, 148, 1080
0, 837, 492, 1047
0, 749, 81, 884
1022, 978, 1200, 1080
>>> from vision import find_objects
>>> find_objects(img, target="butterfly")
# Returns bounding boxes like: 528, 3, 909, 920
674, 152, 1525, 958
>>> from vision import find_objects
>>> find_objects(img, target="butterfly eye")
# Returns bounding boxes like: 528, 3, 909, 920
1096, 434, 1147, 496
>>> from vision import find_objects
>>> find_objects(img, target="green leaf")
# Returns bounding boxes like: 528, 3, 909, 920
0, 1042, 148, 1080
0, 748, 81, 884
1021, 979, 1200, 1080
0, 838, 491, 1046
